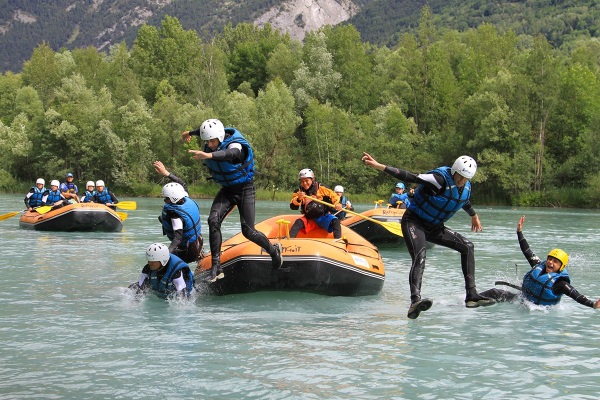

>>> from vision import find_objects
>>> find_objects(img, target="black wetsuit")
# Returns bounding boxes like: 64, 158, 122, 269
481, 231, 596, 307
188, 129, 278, 268
383, 166, 481, 304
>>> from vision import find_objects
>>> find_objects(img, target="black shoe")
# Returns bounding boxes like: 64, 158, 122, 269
407, 298, 433, 319
271, 242, 283, 269
465, 293, 496, 308
204, 266, 224, 283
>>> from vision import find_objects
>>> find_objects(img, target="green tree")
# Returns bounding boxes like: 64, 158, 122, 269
129, 16, 201, 103
291, 31, 341, 111
219, 23, 289, 95
253, 79, 301, 190
0, 72, 22, 124
21, 42, 63, 105
323, 24, 375, 114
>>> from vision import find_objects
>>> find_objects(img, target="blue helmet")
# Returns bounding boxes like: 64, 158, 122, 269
66, 172, 74, 178
395, 182, 405, 189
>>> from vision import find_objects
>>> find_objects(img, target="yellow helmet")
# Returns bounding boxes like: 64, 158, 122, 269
547, 248, 568, 271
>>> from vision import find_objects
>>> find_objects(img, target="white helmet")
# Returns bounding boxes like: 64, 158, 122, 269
50, 179, 60, 187
451, 156, 477, 179
86, 181, 95, 188
96, 180, 105, 187
162, 182, 188, 203
146, 243, 170, 266
199, 118, 225, 142
334, 185, 344, 193
36, 178, 45, 185
298, 168, 315, 180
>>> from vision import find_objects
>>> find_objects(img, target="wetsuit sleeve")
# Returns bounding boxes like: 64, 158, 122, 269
189, 128, 200, 137
167, 173, 189, 193
383, 166, 421, 185
517, 231, 542, 268
109, 190, 119, 204
553, 279, 596, 308
209, 146, 243, 162
461, 200, 476, 217
169, 229, 184, 252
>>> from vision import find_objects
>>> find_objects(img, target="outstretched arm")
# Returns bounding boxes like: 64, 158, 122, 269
516, 215, 541, 267
553, 280, 599, 308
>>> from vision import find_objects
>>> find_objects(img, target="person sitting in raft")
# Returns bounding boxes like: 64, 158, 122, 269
333, 185, 353, 220
154, 160, 204, 264
80, 181, 97, 203
389, 182, 412, 209
128, 243, 195, 300
480, 215, 600, 309
24, 178, 46, 211
42, 180, 67, 209
60, 172, 80, 203
93, 180, 119, 209
289, 168, 343, 239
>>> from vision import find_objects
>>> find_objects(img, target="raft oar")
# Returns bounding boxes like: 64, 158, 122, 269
308, 197, 403, 237
116, 201, 137, 210
0, 211, 21, 221
36, 206, 53, 214
117, 212, 128, 221
495, 281, 522, 291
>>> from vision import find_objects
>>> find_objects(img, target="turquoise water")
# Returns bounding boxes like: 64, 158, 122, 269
1, 194, 600, 399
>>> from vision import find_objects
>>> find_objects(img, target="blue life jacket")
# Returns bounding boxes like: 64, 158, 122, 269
389, 193, 410, 208
522, 262, 570, 305
27, 187, 45, 208
82, 190, 96, 203
203, 128, 254, 186
95, 188, 114, 204
408, 166, 471, 225
60, 182, 78, 194
43, 189, 63, 205
148, 255, 194, 299
161, 197, 202, 245
338, 195, 349, 219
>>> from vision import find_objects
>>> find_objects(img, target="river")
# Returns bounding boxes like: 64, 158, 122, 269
1, 194, 600, 399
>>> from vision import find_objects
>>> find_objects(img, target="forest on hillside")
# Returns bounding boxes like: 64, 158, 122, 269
2, 7, 600, 207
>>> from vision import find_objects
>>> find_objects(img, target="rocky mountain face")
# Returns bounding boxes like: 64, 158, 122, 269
0, 0, 361, 72
255, 0, 359, 41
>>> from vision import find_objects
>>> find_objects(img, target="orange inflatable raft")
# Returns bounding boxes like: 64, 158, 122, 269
195, 215, 385, 296
19, 203, 123, 232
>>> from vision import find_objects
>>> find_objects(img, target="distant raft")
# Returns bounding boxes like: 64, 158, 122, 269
341, 206, 405, 244
19, 203, 123, 232
195, 214, 385, 296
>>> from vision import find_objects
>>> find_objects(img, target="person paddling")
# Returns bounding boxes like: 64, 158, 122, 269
481, 215, 600, 309
24, 178, 46, 211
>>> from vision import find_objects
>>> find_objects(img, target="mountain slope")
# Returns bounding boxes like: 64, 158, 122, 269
2, 0, 599, 73
0, 0, 362, 73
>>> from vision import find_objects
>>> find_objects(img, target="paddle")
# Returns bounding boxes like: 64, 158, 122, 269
116, 201, 137, 210
117, 212, 128, 221
36, 206, 53, 214
308, 196, 404, 237
0, 211, 21, 222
